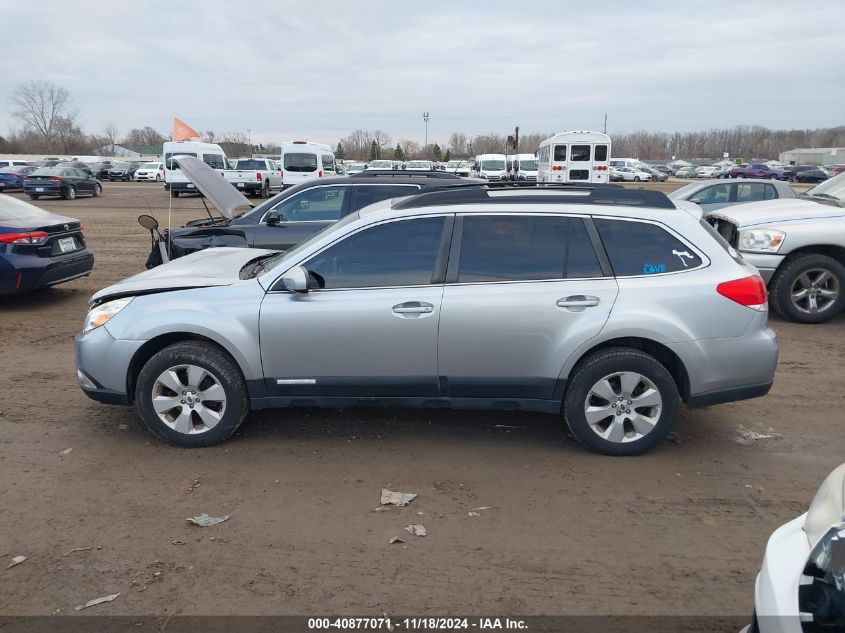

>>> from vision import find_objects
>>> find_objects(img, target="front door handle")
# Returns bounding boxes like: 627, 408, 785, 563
392, 301, 434, 317
557, 295, 600, 311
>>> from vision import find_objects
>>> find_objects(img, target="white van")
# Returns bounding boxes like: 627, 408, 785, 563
473, 154, 508, 181
510, 153, 538, 181
280, 141, 335, 188
537, 131, 612, 183
163, 141, 229, 197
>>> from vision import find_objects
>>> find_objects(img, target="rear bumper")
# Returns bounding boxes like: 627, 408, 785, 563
231, 182, 263, 192
23, 184, 63, 197
0, 249, 94, 293
167, 182, 199, 193
686, 380, 773, 408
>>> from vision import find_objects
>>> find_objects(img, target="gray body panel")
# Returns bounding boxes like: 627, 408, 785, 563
77, 193, 779, 418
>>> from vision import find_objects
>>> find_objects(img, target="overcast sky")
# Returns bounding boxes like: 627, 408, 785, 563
2, 1, 843, 146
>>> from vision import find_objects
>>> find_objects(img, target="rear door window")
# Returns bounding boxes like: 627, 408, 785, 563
305, 217, 446, 289
736, 182, 774, 203
457, 215, 603, 283
595, 145, 609, 161
570, 145, 591, 161
594, 218, 702, 276
270, 186, 349, 222
352, 185, 420, 210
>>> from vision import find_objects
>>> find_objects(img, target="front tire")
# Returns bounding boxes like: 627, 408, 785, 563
563, 348, 679, 456
634, 176, 641, 182
135, 341, 249, 447
769, 253, 845, 323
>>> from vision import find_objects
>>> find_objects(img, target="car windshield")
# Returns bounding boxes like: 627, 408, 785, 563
519, 160, 538, 171
369, 161, 393, 168
284, 153, 318, 172
140, 163, 160, 169
481, 160, 505, 170
348, 164, 365, 172
112, 162, 131, 169
406, 162, 429, 168
804, 172, 845, 204
263, 211, 362, 275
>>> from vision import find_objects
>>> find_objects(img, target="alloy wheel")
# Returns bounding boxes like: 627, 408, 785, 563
583, 372, 663, 443
790, 268, 840, 315
151, 364, 227, 435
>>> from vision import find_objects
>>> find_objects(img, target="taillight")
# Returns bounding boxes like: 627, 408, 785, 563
256, 172, 262, 181
717, 276, 768, 311
318, 170, 324, 177
552, 165, 564, 171
45, 177, 62, 181
0, 231, 49, 245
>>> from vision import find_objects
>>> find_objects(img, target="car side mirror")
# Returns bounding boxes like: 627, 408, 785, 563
266, 210, 281, 225
281, 265, 309, 293
690, 197, 702, 204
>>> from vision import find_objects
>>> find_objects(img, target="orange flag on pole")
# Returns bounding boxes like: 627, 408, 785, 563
173, 118, 200, 141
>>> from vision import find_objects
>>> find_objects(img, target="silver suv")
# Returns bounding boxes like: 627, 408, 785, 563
76, 184, 778, 455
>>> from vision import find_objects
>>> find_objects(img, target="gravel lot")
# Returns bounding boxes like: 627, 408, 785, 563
0, 180, 842, 619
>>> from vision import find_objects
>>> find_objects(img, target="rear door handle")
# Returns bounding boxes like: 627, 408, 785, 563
392, 301, 434, 316
557, 295, 600, 311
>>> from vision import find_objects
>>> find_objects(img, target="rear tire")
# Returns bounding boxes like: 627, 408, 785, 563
260, 182, 270, 198
769, 253, 845, 324
63, 186, 76, 200
135, 341, 249, 448
563, 348, 679, 456
28, 194, 39, 200
93, 183, 102, 197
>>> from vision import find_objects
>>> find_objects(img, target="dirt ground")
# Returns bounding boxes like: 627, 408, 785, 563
0, 180, 842, 619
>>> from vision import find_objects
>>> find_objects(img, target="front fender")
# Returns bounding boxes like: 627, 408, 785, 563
103, 282, 265, 381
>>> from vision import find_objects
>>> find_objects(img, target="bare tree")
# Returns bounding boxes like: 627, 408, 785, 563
448, 132, 468, 157
124, 126, 166, 147
103, 122, 119, 156
372, 129, 392, 152
400, 139, 420, 159
10, 81, 76, 152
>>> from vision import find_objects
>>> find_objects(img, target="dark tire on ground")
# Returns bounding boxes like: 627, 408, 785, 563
93, 183, 102, 197
171, 190, 180, 198
63, 186, 76, 200
769, 253, 845, 324
135, 341, 250, 448
563, 347, 679, 456
28, 195, 39, 200
261, 182, 270, 198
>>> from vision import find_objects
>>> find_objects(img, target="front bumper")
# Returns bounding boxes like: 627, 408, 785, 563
75, 325, 144, 406
752, 514, 808, 633
740, 252, 786, 284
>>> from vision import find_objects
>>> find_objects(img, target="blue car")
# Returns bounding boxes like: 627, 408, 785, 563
0, 165, 38, 192
0, 195, 94, 293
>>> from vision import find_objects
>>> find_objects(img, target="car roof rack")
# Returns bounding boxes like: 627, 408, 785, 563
350, 170, 461, 179
392, 181, 676, 209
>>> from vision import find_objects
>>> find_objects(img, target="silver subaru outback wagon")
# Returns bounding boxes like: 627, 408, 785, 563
76, 184, 778, 455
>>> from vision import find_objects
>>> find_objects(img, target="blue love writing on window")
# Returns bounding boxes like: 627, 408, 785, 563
642, 263, 667, 274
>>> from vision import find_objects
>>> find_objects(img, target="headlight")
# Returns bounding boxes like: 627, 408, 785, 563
805, 464, 845, 546
738, 229, 786, 253
83, 297, 134, 333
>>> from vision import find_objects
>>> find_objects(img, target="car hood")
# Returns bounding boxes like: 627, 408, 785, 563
91, 247, 274, 304
704, 198, 845, 228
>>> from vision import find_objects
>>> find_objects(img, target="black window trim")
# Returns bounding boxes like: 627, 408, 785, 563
591, 215, 711, 278
269, 213, 455, 293
444, 212, 610, 286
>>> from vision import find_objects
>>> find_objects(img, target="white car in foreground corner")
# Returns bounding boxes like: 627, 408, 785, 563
745, 463, 844, 633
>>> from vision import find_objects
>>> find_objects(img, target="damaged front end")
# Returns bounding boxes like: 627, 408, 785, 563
145, 228, 249, 269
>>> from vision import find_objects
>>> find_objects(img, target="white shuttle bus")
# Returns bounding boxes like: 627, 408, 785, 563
162, 141, 229, 197
537, 131, 611, 184
281, 141, 336, 188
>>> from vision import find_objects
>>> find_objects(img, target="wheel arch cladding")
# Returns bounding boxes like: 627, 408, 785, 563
126, 333, 248, 404
563, 337, 691, 403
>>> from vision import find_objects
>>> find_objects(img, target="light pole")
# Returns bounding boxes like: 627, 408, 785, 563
247, 129, 252, 157
423, 112, 430, 153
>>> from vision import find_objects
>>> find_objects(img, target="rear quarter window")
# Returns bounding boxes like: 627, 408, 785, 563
594, 218, 702, 276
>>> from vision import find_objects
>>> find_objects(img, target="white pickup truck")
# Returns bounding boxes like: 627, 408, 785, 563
224, 158, 283, 198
